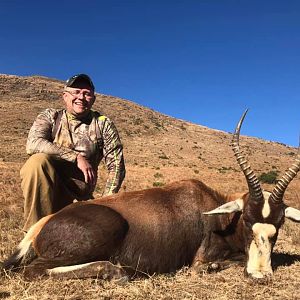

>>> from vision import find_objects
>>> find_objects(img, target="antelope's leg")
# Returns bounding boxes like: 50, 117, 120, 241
46, 261, 128, 280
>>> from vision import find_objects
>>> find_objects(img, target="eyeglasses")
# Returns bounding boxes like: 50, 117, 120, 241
64, 89, 94, 98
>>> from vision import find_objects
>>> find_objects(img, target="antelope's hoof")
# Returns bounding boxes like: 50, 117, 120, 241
113, 275, 129, 285
207, 262, 221, 273
192, 261, 221, 275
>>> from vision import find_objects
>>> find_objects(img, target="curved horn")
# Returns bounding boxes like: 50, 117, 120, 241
231, 109, 264, 201
270, 142, 300, 203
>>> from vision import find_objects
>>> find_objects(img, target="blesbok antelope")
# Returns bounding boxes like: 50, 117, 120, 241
1, 110, 300, 281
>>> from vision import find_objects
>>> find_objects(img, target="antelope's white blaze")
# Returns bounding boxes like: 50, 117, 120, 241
246, 223, 276, 278
47, 262, 98, 274
262, 191, 271, 218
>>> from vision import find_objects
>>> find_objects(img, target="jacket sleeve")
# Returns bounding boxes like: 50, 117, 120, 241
26, 109, 78, 162
100, 117, 126, 195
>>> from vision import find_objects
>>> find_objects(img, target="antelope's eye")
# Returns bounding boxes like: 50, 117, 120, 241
244, 221, 252, 229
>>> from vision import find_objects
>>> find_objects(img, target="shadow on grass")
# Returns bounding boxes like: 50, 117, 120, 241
272, 252, 300, 270
0, 292, 10, 299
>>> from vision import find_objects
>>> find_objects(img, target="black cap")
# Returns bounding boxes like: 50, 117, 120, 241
65, 74, 95, 91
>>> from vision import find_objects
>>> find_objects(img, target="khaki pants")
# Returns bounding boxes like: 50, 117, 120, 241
20, 153, 93, 231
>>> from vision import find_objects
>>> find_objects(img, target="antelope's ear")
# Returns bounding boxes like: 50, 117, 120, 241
285, 207, 300, 222
203, 198, 244, 215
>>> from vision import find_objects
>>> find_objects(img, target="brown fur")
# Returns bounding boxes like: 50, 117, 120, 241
2, 179, 248, 279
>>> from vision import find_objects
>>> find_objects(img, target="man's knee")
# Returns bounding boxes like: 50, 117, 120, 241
20, 153, 55, 177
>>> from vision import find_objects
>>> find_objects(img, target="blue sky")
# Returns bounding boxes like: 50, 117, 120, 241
1, 1, 299, 146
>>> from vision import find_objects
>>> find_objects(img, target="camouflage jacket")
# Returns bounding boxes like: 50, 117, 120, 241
26, 108, 125, 195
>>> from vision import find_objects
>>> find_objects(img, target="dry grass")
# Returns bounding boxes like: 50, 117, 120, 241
0, 74, 299, 299
1, 267, 300, 300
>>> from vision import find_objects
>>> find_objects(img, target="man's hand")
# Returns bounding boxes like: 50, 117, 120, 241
76, 154, 97, 189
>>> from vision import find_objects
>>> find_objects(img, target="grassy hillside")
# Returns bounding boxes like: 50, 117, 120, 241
0, 74, 299, 299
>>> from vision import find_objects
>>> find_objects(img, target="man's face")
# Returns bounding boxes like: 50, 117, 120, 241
63, 86, 95, 118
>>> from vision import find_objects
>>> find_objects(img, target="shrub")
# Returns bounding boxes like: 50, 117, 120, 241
154, 172, 163, 179
218, 166, 233, 173
159, 153, 169, 159
153, 181, 164, 187
258, 170, 279, 184
180, 124, 186, 131
132, 117, 143, 125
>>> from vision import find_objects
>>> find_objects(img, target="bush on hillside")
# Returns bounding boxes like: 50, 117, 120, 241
258, 170, 279, 184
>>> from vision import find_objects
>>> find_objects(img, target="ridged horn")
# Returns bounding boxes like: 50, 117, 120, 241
231, 109, 264, 201
270, 141, 300, 203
